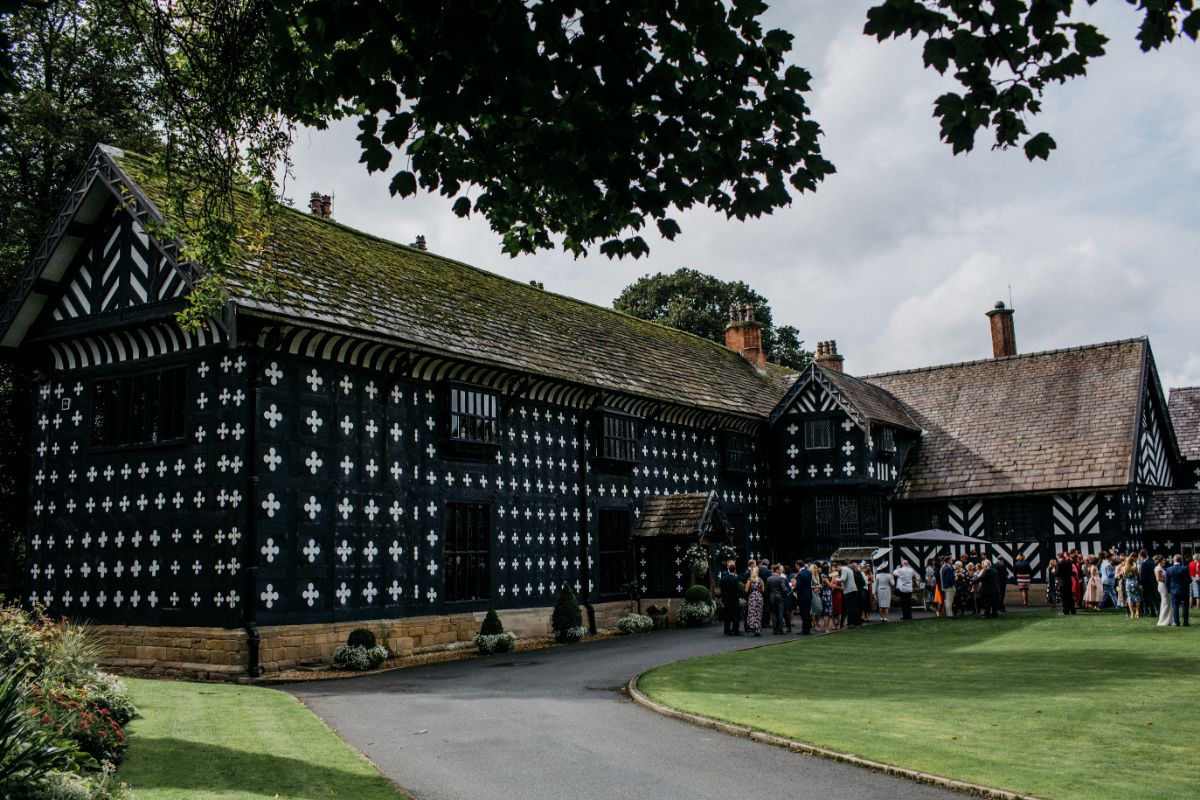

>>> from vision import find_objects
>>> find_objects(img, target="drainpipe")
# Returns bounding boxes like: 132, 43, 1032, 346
232, 307, 261, 678
576, 406, 597, 634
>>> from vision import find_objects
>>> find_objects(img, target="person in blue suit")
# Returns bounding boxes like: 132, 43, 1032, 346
717, 560, 744, 636
1164, 554, 1191, 627
793, 560, 813, 636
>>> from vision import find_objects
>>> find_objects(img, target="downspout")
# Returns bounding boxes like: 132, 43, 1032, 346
231, 306, 261, 678
576, 405, 597, 634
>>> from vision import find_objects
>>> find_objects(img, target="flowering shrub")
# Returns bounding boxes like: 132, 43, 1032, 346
683, 544, 709, 577
31, 761, 131, 800
473, 633, 517, 654
30, 684, 127, 764
556, 626, 586, 643
84, 674, 135, 727
617, 614, 653, 634
332, 644, 389, 671
713, 544, 739, 566
677, 601, 713, 627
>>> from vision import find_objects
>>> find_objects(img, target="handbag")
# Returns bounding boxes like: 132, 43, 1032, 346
811, 594, 823, 615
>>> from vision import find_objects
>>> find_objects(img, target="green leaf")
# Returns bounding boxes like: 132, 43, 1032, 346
388, 171, 417, 196
1023, 132, 1056, 161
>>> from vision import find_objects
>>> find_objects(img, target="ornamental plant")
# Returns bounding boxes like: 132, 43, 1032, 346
346, 628, 377, 649
684, 585, 712, 605
616, 614, 654, 635
0, 666, 78, 796
551, 586, 584, 643
677, 601, 714, 627
474, 608, 516, 654
332, 644, 389, 671
30, 684, 127, 764
713, 544, 739, 566
683, 544, 709, 577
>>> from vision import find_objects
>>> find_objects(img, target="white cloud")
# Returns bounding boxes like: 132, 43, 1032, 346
287, 2, 1200, 388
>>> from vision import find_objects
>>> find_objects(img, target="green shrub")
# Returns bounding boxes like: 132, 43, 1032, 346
684, 585, 711, 604
473, 632, 516, 654
551, 585, 583, 642
479, 607, 504, 636
713, 544, 739, 566
84, 674, 135, 727
677, 601, 713, 627
346, 628, 376, 649
31, 762, 132, 800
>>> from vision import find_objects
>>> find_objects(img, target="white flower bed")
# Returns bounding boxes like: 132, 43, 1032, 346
617, 614, 654, 634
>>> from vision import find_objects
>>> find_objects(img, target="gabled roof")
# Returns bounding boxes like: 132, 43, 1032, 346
634, 491, 724, 540
1168, 387, 1200, 461
865, 339, 1151, 499
0, 147, 789, 419
768, 362, 919, 432
1143, 490, 1200, 531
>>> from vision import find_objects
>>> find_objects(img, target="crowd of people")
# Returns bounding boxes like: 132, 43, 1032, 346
1047, 548, 1196, 627
712, 549, 1200, 635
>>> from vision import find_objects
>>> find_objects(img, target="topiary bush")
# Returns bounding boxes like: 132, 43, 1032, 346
684, 585, 711, 605
479, 607, 504, 636
346, 628, 376, 649
551, 585, 584, 643
616, 614, 653, 634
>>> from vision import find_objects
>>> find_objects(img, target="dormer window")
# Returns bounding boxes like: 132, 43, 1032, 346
804, 419, 832, 450
598, 411, 638, 463
879, 427, 896, 454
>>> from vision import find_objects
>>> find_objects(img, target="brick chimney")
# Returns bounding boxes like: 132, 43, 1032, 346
814, 340, 844, 373
724, 304, 766, 370
411, 235, 428, 251
309, 192, 333, 218
986, 301, 1016, 358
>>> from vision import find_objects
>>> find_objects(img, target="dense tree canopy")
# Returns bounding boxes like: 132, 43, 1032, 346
612, 268, 812, 370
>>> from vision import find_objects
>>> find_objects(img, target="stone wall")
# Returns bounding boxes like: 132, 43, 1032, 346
97, 599, 661, 681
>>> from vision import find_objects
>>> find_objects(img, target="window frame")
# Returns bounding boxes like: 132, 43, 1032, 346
443, 502, 491, 603
594, 409, 639, 464
89, 366, 187, 451
721, 431, 754, 474
804, 418, 833, 450
443, 382, 500, 459
879, 426, 896, 454
597, 509, 633, 597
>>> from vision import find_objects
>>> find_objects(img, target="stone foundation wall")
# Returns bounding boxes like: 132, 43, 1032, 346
97, 599, 661, 681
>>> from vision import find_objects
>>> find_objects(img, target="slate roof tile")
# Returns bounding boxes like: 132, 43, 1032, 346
634, 492, 716, 540
864, 339, 1148, 500
1143, 489, 1200, 530
1167, 387, 1200, 461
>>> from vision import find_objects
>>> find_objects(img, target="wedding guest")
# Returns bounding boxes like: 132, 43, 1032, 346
874, 565, 894, 622
1013, 553, 1032, 608
1046, 558, 1060, 611
717, 559, 743, 636
745, 570, 766, 636
1155, 556, 1173, 627
893, 559, 918, 620
1165, 555, 1191, 627
1190, 553, 1200, 610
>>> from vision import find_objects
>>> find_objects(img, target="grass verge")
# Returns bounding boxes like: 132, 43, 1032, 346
118, 678, 407, 800
640, 612, 1197, 800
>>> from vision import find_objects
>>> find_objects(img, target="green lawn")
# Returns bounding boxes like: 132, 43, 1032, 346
640, 612, 1198, 800
118, 678, 407, 800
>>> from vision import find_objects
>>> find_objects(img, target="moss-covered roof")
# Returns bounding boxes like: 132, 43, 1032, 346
112, 150, 788, 418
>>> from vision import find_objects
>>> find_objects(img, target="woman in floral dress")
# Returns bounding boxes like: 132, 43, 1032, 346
1046, 558, 1060, 609
1122, 555, 1141, 618
818, 565, 834, 633
745, 572, 765, 636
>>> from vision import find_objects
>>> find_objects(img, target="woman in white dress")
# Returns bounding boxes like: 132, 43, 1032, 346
1156, 557, 1173, 626
875, 568, 894, 622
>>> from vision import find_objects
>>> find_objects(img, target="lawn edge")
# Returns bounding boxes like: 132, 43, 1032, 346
627, 670, 1047, 800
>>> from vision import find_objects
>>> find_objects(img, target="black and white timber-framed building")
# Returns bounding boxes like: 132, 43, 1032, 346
1, 146, 1196, 665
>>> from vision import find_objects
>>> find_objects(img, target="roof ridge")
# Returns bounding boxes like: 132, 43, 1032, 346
860, 336, 1149, 380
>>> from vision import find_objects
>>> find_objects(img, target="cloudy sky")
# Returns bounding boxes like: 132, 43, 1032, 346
287, 1, 1200, 392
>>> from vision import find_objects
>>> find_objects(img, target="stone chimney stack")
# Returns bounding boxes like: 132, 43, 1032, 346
724, 303, 766, 370
986, 301, 1017, 358
412, 235, 427, 251
814, 340, 844, 373
309, 192, 333, 218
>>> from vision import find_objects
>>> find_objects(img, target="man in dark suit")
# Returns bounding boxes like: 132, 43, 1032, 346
766, 565, 788, 634
993, 556, 1008, 611
975, 560, 1001, 618
1165, 555, 1191, 627
1138, 550, 1158, 618
717, 560, 743, 635
793, 560, 813, 635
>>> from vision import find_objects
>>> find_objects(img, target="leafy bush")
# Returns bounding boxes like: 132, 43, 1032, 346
551, 585, 582, 642
473, 633, 517, 654
684, 585, 711, 605
713, 544, 739, 566
346, 628, 376, 649
677, 601, 713, 627
1, 604, 56, 677
683, 544, 709, 577
333, 644, 389, 671
557, 627, 586, 643
479, 607, 504, 636
31, 762, 131, 800
30, 684, 126, 764
617, 614, 653, 634
0, 666, 79, 796
84, 674, 135, 727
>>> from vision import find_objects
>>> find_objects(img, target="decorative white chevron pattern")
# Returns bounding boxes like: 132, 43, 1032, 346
948, 500, 985, 538
794, 383, 836, 413
989, 542, 1042, 574
51, 212, 187, 321
1136, 404, 1171, 487
46, 320, 224, 370
1052, 493, 1100, 538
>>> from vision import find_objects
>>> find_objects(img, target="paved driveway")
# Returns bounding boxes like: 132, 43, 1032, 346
287, 625, 960, 800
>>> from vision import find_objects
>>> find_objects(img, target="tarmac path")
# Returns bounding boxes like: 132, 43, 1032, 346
286, 621, 962, 800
